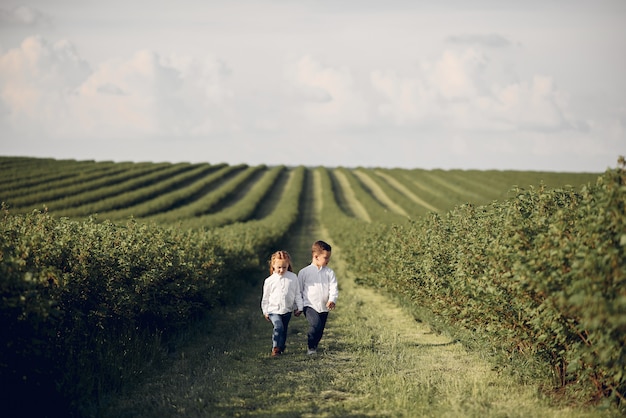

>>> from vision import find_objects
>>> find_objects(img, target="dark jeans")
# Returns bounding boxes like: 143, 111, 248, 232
303, 306, 329, 350
268, 312, 292, 351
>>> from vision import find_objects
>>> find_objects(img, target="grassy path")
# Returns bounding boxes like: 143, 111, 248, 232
332, 169, 371, 223
374, 170, 439, 213
352, 169, 408, 217
100, 171, 611, 418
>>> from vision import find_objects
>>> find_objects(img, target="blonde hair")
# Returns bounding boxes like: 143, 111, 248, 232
269, 250, 293, 274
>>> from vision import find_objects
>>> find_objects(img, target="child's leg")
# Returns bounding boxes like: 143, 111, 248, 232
303, 307, 328, 349
269, 314, 285, 349
269, 313, 292, 352
279, 313, 291, 352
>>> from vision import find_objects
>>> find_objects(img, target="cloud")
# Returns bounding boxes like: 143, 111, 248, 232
285, 55, 371, 128
74, 50, 237, 138
0, 36, 90, 135
96, 83, 126, 96
491, 75, 573, 131
0, 36, 236, 140
446, 33, 513, 48
0, 21, 621, 173
0, 5, 51, 27
370, 46, 581, 134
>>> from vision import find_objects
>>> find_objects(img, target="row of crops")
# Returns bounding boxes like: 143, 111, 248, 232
1, 155, 622, 415
317, 159, 625, 408
0, 156, 600, 222
1, 158, 305, 416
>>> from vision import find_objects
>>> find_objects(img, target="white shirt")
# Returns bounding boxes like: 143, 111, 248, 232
298, 263, 338, 313
261, 271, 303, 315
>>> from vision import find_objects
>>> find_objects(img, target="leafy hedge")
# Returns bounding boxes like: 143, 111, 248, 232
0, 209, 260, 415
0, 166, 305, 416
327, 160, 625, 407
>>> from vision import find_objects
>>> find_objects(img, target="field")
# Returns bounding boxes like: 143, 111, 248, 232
1, 156, 623, 417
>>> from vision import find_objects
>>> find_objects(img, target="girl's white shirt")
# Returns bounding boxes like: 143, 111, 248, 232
298, 263, 338, 313
261, 271, 303, 315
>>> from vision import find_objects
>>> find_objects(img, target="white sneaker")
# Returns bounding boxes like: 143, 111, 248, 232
307, 348, 317, 355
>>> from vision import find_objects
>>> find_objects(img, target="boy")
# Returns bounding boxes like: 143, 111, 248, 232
298, 240, 338, 355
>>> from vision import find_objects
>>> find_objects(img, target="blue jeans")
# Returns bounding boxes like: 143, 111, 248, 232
268, 312, 292, 351
303, 307, 328, 350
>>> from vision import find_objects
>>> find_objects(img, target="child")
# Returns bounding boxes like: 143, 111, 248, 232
261, 250, 303, 357
298, 240, 338, 355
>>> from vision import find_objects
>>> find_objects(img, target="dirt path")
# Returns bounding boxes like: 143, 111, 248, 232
100, 171, 608, 418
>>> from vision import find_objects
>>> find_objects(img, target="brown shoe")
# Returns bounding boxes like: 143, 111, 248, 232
271, 347, 281, 357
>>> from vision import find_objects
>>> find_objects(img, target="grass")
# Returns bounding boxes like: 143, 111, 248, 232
98, 252, 619, 417
97, 169, 620, 417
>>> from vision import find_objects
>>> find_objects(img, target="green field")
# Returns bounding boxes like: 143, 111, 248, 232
1, 156, 623, 417
0, 157, 600, 220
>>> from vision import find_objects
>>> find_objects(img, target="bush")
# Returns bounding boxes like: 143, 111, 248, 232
0, 208, 258, 416
332, 160, 625, 407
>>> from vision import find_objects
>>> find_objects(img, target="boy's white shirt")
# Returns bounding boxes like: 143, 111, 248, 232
298, 263, 339, 313
261, 270, 303, 315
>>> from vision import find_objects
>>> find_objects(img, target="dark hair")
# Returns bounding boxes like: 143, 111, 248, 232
311, 240, 331, 255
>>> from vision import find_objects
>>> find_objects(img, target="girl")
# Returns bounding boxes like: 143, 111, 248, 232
261, 250, 303, 357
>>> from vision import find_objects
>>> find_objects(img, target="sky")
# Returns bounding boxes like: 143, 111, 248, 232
0, 0, 625, 172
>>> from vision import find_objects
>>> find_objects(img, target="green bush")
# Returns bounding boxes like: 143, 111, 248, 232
0, 208, 257, 415
332, 160, 625, 407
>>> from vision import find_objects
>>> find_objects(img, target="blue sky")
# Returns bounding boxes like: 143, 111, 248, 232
0, 0, 624, 171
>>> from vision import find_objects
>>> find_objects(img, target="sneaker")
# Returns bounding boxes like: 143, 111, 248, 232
271, 347, 281, 357
307, 348, 317, 355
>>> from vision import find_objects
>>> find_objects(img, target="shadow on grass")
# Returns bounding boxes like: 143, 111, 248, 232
406, 339, 461, 348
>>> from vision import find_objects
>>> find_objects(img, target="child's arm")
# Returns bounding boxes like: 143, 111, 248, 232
261, 279, 271, 320
295, 270, 306, 316
327, 269, 338, 310
294, 275, 304, 315
297, 269, 306, 293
